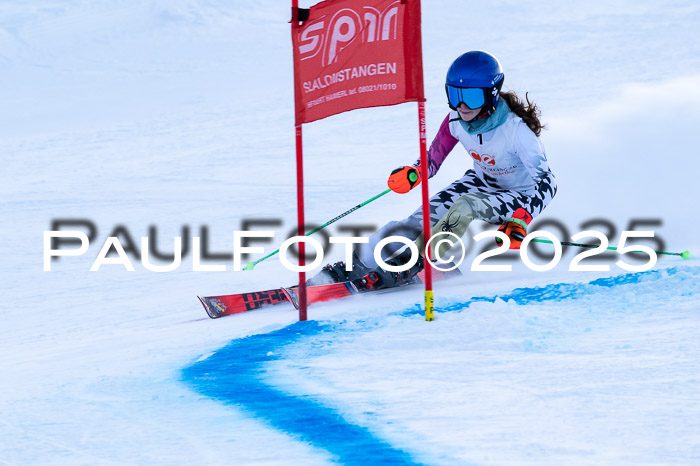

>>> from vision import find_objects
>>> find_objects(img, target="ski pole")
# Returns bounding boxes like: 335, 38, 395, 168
529, 238, 691, 259
243, 188, 392, 270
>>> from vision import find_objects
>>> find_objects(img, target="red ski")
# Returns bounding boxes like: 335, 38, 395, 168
198, 267, 461, 319
197, 282, 355, 319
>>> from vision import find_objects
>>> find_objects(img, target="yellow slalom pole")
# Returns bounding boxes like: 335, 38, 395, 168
425, 289, 434, 321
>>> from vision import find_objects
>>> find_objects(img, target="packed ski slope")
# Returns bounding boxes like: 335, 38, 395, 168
2, 1, 700, 464
187, 266, 700, 465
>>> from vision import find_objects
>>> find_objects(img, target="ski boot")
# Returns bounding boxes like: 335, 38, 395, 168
307, 252, 371, 286
353, 250, 424, 292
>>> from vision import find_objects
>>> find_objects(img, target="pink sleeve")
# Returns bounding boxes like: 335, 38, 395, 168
415, 114, 459, 177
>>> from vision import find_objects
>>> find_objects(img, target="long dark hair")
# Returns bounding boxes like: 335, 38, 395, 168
501, 91, 545, 136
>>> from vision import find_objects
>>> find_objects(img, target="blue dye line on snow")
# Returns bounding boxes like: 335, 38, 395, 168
182, 265, 698, 464
183, 321, 422, 465
401, 265, 700, 316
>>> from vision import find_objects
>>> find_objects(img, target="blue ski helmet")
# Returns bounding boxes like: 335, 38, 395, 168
445, 51, 504, 115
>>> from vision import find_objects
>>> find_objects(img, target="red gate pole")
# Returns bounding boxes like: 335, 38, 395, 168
295, 124, 307, 321
417, 101, 434, 321
292, 0, 307, 321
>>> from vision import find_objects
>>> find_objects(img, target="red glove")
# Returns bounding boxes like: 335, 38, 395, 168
387, 166, 421, 194
495, 208, 533, 249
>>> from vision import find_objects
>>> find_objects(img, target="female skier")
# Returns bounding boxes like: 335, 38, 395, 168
312, 50, 557, 289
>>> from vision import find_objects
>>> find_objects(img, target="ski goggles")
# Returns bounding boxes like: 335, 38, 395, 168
445, 85, 487, 110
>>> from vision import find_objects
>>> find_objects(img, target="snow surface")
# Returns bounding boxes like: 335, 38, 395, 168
2, 1, 700, 464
